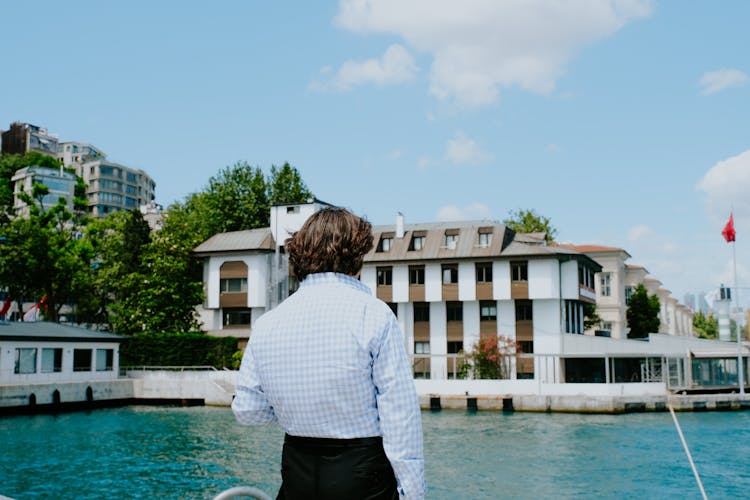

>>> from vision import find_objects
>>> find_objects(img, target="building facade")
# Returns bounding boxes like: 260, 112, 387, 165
0, 322, 122, 385
556, 245, 695, 339
78, 159, 156, 217
10, 166, 78, 217
1, 122, 58, 157
194, 203, 612, 382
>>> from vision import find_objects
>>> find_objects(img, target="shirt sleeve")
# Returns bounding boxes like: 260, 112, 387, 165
232, 342, 277, 426
372, 312, 426, 500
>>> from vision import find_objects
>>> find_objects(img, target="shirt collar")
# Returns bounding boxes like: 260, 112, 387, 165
299, 272, 372, 294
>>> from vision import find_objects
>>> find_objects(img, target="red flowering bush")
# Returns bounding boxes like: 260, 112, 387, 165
461, 335, 518, 379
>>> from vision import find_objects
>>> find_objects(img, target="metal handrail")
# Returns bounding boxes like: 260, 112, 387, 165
122, 365, 219, 371
212, 486, 272, 500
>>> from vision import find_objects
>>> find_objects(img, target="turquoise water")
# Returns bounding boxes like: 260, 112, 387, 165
1, 406, 750, 499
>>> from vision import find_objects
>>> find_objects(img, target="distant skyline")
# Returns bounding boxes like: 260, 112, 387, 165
2, 1, 749, 306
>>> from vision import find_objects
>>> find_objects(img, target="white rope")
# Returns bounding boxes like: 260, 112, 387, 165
668, 405, 708, 500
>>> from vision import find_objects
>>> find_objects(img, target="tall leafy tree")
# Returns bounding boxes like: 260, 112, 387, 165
268, 162, 312, 204
81, 210, 152, 328
111, 206, 204, 334
626, 284, 661, 339
503, 208, 558, 241
204, 161, 269, 233
0, 177, 92, 321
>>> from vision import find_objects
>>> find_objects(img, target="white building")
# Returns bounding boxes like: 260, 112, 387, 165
556, 244, 694, 338
0, 322, 122, 385
193, 203, 748, 394
11, 166, 78, 217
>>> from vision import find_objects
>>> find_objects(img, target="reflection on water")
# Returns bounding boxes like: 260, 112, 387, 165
1, 406, 749, 499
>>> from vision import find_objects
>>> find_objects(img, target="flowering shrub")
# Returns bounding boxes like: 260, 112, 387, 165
461, 335, 519, 379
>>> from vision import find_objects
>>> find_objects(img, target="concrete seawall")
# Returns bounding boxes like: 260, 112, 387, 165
420, 393, 750, 413
3, 371, 750, 415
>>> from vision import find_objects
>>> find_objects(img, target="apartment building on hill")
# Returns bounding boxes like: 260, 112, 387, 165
1, 122, 58, 157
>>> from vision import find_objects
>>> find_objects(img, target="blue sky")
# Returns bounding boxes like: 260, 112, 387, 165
2, 1, 749, 306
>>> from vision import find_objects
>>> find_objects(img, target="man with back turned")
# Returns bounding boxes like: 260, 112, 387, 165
232, 207, 426, 499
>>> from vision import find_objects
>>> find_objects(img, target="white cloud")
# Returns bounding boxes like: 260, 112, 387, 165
696, 150, 750, 221
335, 0, 651, 106
327, 44, 418, 90
436, 202, 492, 221
698, 68, 749, 95
628, 224, 653, 242
445, 131, 492, 165
416, 155, 430, 169
546, 143, 560, 153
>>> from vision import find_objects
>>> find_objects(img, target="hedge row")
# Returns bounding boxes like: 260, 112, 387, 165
119, 334, 240, 369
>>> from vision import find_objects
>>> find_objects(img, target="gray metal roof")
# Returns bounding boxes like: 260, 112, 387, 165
193, 228, 274, 255
0, 321, 124, 342
366, 221, 513, 262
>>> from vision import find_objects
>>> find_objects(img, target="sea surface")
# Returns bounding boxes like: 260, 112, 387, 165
1, 406, 749, 499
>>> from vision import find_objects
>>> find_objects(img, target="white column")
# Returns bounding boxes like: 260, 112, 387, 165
425, 263, 442, 302
458, 261, 476, 301
430, 301, 447, 379
392, 264, 409, 302
463, 300, 480, 352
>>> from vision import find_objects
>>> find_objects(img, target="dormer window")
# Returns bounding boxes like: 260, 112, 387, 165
376, 234, 394, 252
443, 229, 459, 249
478, 228, 493, 248
409, 232, 426, 251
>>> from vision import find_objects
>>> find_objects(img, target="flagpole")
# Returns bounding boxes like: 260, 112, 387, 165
733, 238, 745, 394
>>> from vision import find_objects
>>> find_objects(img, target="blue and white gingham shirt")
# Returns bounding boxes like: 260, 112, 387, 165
232, 272, 426, 499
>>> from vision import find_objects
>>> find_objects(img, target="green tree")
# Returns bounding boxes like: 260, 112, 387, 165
110, 207, 204, 335
583, 302, 602, 331
0, 178, 92, 322
503, 208, 558, 241
80, 210, 153, 328
268, 162, 312, 204
626, 284, 661, 339
204, 161, 269, 233
0, 152, 62, 222
692, 311, 719, 339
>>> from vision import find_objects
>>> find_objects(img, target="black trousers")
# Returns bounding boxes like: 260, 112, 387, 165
277, 434, 397, 500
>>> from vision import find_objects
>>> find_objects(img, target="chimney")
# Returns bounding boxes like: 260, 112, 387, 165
396, 212, 404, 238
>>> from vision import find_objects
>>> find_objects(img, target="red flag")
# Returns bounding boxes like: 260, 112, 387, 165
722, 213, 736, 242
0, 297, 10, 316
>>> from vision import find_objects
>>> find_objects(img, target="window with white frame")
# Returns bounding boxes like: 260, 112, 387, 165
96, 349, 114, 371
480, 301, 497, 321
600, 273, 612, 297
478, 230, 492, 247
442, 264, 458, 284
443, 232, 458, 249
476, 262, 493, 283
409, 235, 425, 251
220, 278, 247, 293
625, 286, 634, 305
377, 266, 393, 286
15, 348, 37, 374
511, 261, 528, 282
376, 235, 393, 252
414, 341, 430, 354
409, 265, 425, 285
41, 348, 62, 373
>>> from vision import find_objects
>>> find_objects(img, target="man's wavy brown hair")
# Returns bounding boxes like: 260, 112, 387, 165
285, 207, 374, 282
